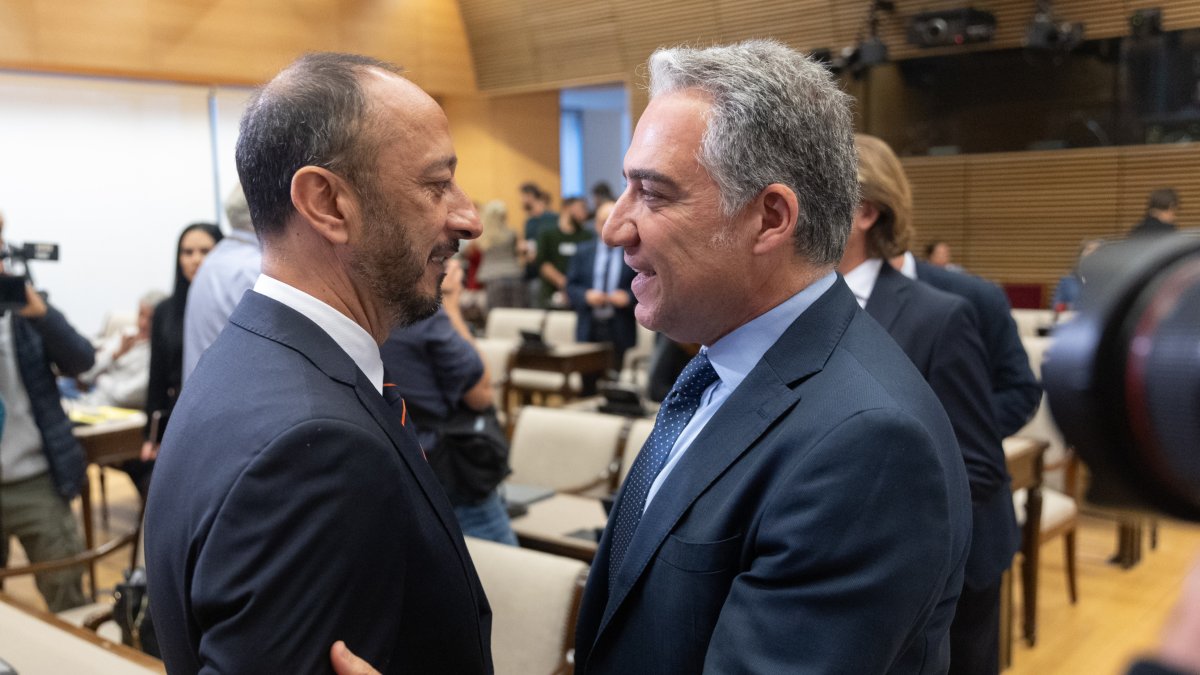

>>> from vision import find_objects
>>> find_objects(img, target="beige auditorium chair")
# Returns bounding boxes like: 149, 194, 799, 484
1010, 308, 1055, 338
1012, 334, 1080, 646
485, 307, 546, 340
507, 407, 627, 493
508, 311, 583, 401
474, 337, 518, 412
618, 417, 656, 486
465, 537, 588, 675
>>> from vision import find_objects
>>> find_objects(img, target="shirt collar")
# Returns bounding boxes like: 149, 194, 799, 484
842, 258, 883, 309
899, 251, 918, 280
706, 271, 838, 395
252, 274, 384, 393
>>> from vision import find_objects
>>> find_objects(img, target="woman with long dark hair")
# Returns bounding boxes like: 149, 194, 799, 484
132, 222, 221, 493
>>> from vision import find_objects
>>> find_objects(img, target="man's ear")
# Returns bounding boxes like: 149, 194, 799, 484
291, 166, 356, 245
751, 183, 800, 256
852, 201, 880, 233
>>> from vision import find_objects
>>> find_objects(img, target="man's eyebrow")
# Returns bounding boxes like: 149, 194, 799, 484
626, 169, 679, 191
423, 155, 457, 175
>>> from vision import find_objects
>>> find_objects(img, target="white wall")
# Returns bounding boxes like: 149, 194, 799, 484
0, 72, 253, 336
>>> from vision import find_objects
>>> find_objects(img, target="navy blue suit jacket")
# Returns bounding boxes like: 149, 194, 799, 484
145, 291, 492, 674
868, 264, 1020, 589
575, 279, 971, 674
565, 239, 637, 354
914, 260, 1041, 438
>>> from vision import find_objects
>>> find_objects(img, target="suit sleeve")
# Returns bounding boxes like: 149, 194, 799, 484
190, 419, 412, 673
980, 285, 1042, 438
928, 300, 1010, 504
704, 408, 966, 673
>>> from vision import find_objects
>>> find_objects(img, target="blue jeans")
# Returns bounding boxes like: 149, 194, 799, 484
453, 491, 518, 546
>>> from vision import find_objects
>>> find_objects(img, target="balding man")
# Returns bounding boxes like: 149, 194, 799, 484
145, 53, 492, 673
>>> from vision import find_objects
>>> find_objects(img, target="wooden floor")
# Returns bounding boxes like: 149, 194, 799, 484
6, 468, 1200, 674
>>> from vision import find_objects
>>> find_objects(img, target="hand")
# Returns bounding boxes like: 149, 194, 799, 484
17, 284, 47, 319
608, 289, 631, 308
330, 641, 380, 675
114, 332, 139, 359
140, 440, 159, 462
1156, 555, 1200, 673
585, 289, 608, 308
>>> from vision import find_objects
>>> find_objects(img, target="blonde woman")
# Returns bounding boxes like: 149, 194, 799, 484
473, 199, 525, 309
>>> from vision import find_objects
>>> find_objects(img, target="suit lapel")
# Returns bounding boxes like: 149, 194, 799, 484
229, 292, 476, 570
594, 279, 860, 638
865, 263, 910, 331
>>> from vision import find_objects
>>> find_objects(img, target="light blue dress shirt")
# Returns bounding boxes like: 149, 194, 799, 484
643, 271, 838, 509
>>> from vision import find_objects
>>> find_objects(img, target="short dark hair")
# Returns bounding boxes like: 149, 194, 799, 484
519, 182, 543, 199
235, 52, 403, 240
1147, 188, 1179, 212
591, 181, 615, 203
924, 241, 947, 258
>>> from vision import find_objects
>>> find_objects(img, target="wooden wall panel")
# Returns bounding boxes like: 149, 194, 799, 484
460, 0, 1200, 94
0, 0, 477, 94
905, 143, 1200, 301
443, 90, 561, 236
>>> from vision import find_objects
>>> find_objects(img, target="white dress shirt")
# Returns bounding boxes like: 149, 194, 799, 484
842, 257, 884, 309
252, 275, 384, 394
643, 271, 838, 509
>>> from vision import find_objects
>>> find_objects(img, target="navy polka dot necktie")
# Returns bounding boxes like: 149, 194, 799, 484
608, 349, 720, 583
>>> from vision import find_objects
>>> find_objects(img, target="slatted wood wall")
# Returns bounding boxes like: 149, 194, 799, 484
0, 0, 477, 94
905, 143, 1200, 298
460, 0, 1200, 94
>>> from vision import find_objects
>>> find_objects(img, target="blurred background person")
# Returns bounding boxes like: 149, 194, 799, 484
70, 290, 167, 409
520, 182, 558, 307
1052, 238, 1104, 312
137, 222, 221, 495
0, 213, 95, 612
535, 196, 592, 309
473, 200, 524, 310
1129, 188, 1179, 236
925, 240, 963, 271
566, 200, 636, 394
183, 184, 261, 381
379, 259, 517, 545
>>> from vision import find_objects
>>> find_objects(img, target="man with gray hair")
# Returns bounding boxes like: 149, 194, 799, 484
181, 183, 262, 380
570, 40, 971, 674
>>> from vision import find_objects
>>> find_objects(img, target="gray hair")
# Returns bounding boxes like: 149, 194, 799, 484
647, 39, 858, 265
224, 183, 253, 233
139, 289, 168, 308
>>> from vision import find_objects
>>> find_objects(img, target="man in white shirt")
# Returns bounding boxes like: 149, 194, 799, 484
145, 53, 493, 674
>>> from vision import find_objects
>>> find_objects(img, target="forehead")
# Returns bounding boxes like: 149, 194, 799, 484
362, 70, 453, 167
626, 90, 712, 177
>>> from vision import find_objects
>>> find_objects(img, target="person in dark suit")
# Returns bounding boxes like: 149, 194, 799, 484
842, 134, 1019, 675
145, 53, 492, 674
1129, 188, 1179, 236
892, 252, 1042, 438
569, 40, 971, 674
565, 202, 637, 390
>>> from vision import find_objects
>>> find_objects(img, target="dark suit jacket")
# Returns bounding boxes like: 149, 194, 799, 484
145, 291, 492, 674
914, 260, 1042, 438
565, 239, 637, 355
575, 279, 972, 674
868, 264, 1020, 589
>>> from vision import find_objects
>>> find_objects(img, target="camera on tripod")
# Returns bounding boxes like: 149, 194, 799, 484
0, 241, 59, 312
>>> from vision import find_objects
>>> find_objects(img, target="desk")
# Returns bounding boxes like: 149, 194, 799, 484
1001, 435, 1049, 660
506, 343, 613, 411
73, 413, 146, 599
0, 593, 163, 673
510, 493, 608, 563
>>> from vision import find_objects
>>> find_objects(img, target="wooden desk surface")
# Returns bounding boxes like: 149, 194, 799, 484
0, 594, 164, 674
510, 493, 608, 563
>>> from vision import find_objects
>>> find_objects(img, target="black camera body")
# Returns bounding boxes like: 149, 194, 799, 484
0, 241, 59, 312
1045, 233, 1200, 522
